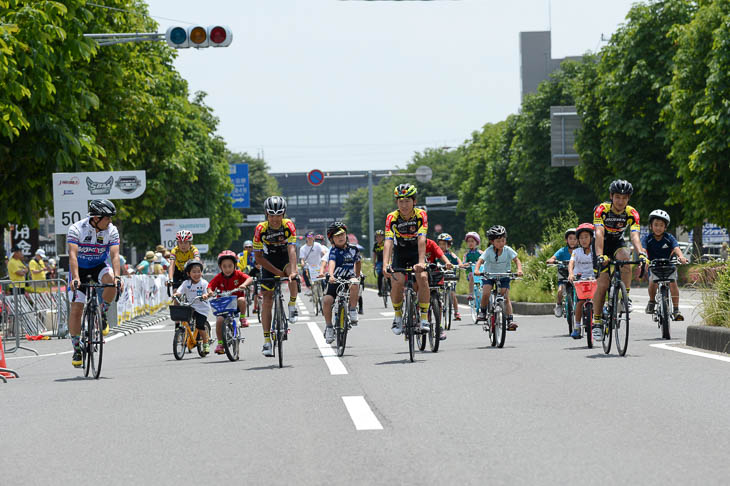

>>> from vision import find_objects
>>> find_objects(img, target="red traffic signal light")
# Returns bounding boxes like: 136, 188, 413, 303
165, 25, 232, 49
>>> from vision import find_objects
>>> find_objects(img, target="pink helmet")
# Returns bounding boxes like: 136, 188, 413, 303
464, 231, 481, 245
217, 250, 238, 266
176, 230, 193, 242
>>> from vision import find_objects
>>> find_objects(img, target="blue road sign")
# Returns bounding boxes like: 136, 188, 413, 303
229, 163, 250, 208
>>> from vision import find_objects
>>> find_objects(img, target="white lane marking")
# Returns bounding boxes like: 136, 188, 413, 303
342, 396, 383, 431
301, 311, 310, 315
6, 350, 73, 360
380, 311, 394, 317
651, 343, 730, 363
305, 322, 348, 375
146, 324, 166, 330
139, 329, 174, 334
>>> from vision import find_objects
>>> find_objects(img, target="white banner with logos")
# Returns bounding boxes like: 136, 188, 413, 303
117, 274, 170, 324
159, 218, 210, 250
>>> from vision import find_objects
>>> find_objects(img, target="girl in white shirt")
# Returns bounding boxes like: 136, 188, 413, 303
569, 224, 596, 338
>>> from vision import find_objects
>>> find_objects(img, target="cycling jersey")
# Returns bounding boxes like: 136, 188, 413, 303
208, 270, 250, 298
424, 238, 445, 264
593, 202, 640, 241
384, 208, 428, 248
372, 242, 384, 263
67, 217, 120, 269
328, 244, 361, 279
170, 245, 200, 272
237, 250, 256, 273
253, 219, 296, 255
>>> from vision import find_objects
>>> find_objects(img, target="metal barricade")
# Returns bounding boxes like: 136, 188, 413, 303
0, 278, 69, 355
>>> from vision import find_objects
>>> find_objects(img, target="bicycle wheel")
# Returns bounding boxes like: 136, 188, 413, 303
614, 281, 630, 356
83, 307, 92, 377
382, 279, 389, 308
276, 295, 285, 368
444, 289, 452, 331
336, 304, 348, 357
495, 304, 507, 349
222, 318, 240, 361
584, 302, 593, 349
660, 286, 671, 340
428, 293, 441, 352
416, 297, 426, 351
89, 307, 103, 379
256, 296, 262, 323
565, 285, 575, 335
470, 285, 480, 324
173, 327, 186, 360
313, 286, 321, 316
405, 293, 415, 362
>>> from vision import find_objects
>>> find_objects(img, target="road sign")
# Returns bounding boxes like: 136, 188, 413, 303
159, 218, 210, 249
307, 169, 325, 186
425, 196, 448, 205
415, 166, 433, 183
228, 164, 250, 208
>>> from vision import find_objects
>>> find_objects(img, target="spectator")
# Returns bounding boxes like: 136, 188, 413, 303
136, 251, 155, 275
28, 248, 48, 293
47, 258, 58, 280
155, 244, 170, 270
7, 245, 27, 294
152, 252, 166, 275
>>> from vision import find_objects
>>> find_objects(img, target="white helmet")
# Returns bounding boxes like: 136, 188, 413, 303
648, 209, 670, 226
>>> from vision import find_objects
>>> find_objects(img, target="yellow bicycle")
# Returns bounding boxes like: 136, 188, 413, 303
169, 296, 212, 359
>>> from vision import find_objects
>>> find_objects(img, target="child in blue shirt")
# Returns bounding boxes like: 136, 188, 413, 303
546, 228, 577, 318
641, 210, 688, 320
474, 225, 523, 330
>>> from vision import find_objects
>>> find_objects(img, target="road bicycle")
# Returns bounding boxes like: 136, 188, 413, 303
310, 273, 325, 317
426, 263, 447, 352
170, 296, 213, 360
479, 272, 519, 348
573, 278, 598, 348
468, 263, 483, 324
268, 275, 300, 368
379, 272, 391, 308
391, 267, 427, 363
601, 258, 644, 356
210, 290, 246, 361
329, 276, 360, 357
73, 279, 120, 379
649, 258, 679, 340
440, 269, 459, 331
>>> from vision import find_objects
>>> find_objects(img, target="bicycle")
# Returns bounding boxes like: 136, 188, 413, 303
170, 296, 213, 360
468, 263, 483, 324
329, 276, 360, 357
310, 271, 325, 317
440, 269, 459, 331
72, 278, 120, 379
549, 262, 577, 335
357, 274, 366, 315
649, 258, 679, 340
479, 272, 519, 348
379, 272, 391, 309
209, 289, 246, 361
268, 275, 300, 368
391, 267, 425, 363
426, 263, 446, 352
601, 257, 644, 356
573, 278, 598, 348
253, 277, 263, 323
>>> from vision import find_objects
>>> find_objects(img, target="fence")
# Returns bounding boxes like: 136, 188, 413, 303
117, 274, 170, 323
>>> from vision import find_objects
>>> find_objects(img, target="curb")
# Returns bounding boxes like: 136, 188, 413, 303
455, 294, 554, 315
112, 311, 169, 337
686, 325, 730, 355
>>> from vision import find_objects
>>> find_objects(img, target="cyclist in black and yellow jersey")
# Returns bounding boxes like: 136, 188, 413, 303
372, 229, 386, 296
593, 179, 648, 326
382, 183, 431, 335
168, 230, 200, 287
253, 196, 299, 357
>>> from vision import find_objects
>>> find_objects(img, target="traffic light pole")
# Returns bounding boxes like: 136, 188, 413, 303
83, 32, 165, 47
368, 171, 374, 258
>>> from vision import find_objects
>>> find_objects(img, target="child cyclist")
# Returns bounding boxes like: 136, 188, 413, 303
206, 251, 253, 355
437, 233, 464, 321
568, 224, 597, 339
546, 228, 578, 318
321, 222, 362, 344
474, 225, 523, 330
463, 231, 482, 303
173, 259, 211, 355
168, 230, 200, 287
642, 210, 688, 321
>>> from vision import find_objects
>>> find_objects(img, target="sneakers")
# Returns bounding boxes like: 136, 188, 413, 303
627, 298, 633, 313
673, 311, 685, 321
262, 342, 274, 357
391, 316, 403, 335
477, 310, 486, 321
214, 343, 225, 355
349, 309, 359, 324
202, 342, 210, 355
72, 349, 83, 368
419, 319, 430, 332
645, 301, 656, 314
593, 321, 603, 339
288, 305, 298, 323
507, 322, 518, 331
571, 329, 581, 339
554, 304, 563, 318
324, 326, 335, 344
439, 330, 447, 340
454, 312, 461, 321
101, 313, 110, 336
240, 318, 249, 328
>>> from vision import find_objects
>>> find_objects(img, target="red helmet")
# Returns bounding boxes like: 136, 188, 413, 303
217, 250, 238, 266
176, 230, 193, 242
576, 223, 594, 238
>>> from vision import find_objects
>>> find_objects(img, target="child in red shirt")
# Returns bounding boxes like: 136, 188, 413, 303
207, 251, 254, 355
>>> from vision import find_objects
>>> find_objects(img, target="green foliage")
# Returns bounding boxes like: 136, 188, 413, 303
700, 264, 730, 327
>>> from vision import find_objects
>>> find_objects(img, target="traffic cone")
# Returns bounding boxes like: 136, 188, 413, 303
0, 335, 19, 379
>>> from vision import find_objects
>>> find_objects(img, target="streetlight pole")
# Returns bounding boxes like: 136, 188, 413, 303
368, 171, 374, 257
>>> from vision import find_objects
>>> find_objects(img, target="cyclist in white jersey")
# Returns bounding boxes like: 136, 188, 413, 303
67, 199, 122, 368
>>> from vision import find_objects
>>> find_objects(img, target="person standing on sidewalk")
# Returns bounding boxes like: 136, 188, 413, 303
7, 245, 27, 294
28, 249, 48, 293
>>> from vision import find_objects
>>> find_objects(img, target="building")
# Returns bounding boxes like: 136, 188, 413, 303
520, 31, 582, 100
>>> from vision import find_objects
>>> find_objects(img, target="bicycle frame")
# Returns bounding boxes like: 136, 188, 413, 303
602, 258, 643, 356
390, 267, 420, 363
650, 258, 678, 340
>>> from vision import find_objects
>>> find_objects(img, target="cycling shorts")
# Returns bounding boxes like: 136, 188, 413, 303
392, 247, 420, 270
483, 277, 511, 290
260, 252, 292, 291
69, 263, 113, 304
600, 238, 629, 274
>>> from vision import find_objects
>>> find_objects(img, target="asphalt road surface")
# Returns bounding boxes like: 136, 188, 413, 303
3, 287, 729, 485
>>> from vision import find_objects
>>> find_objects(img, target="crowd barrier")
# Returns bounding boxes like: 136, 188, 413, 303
117, 274, 170, 324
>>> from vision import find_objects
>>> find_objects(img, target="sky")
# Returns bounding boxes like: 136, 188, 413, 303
140, 0, 638, 173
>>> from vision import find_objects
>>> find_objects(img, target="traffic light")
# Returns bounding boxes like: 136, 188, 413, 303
165, 25, 232, 49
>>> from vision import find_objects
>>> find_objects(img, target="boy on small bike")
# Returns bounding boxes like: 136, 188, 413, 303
321, 222, 362, 344
474, 225, 523, 330
424, 237, 454, 340
206, 251, 253, 355
173, 260, 211, 355
437, 233, 464, 321
546, 228, 578, 318
568, 224, 596, 339
642, 210, 688, 321
463, 231, 482, 303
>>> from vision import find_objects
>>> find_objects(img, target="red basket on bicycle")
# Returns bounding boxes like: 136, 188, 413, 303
574, 279, 597, 300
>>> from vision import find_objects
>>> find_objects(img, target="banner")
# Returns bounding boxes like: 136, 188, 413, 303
159, 218, 210, 249
117, 275, 170, 324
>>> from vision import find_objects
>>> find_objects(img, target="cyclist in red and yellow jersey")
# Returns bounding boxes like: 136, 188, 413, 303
592, 179, 648, 327
382, 183, 431, 335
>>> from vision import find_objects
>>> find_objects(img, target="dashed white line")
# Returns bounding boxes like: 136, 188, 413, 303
380, 311, 395, 317
651, 342, 730, 363
342, 396, 383, 430
305, 321, 348, 375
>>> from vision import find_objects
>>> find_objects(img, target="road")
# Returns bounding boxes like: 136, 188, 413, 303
3, 287, 729, 485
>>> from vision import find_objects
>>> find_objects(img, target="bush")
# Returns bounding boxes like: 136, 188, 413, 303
700, 264, 730, 328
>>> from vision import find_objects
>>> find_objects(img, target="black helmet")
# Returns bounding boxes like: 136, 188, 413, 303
375, 229, 385, 236
327, 221, 347, 240
184, 259, 204, 274
264, 196, 287, 215
88, 199, 116, 217
487, 225, 507, 240
609, 179, 633, 195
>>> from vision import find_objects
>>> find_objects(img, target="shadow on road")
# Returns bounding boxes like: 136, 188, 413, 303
246, 364, 293, 371
54, 376, 113, 382
374, 358, 420, 365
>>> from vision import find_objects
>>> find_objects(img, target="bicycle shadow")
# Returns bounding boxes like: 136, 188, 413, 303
584, 353, 637, 359
246, 364, 293, 371
474, 345, 517, 350
374, 357, 422, 365
54, 376, 113, 382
